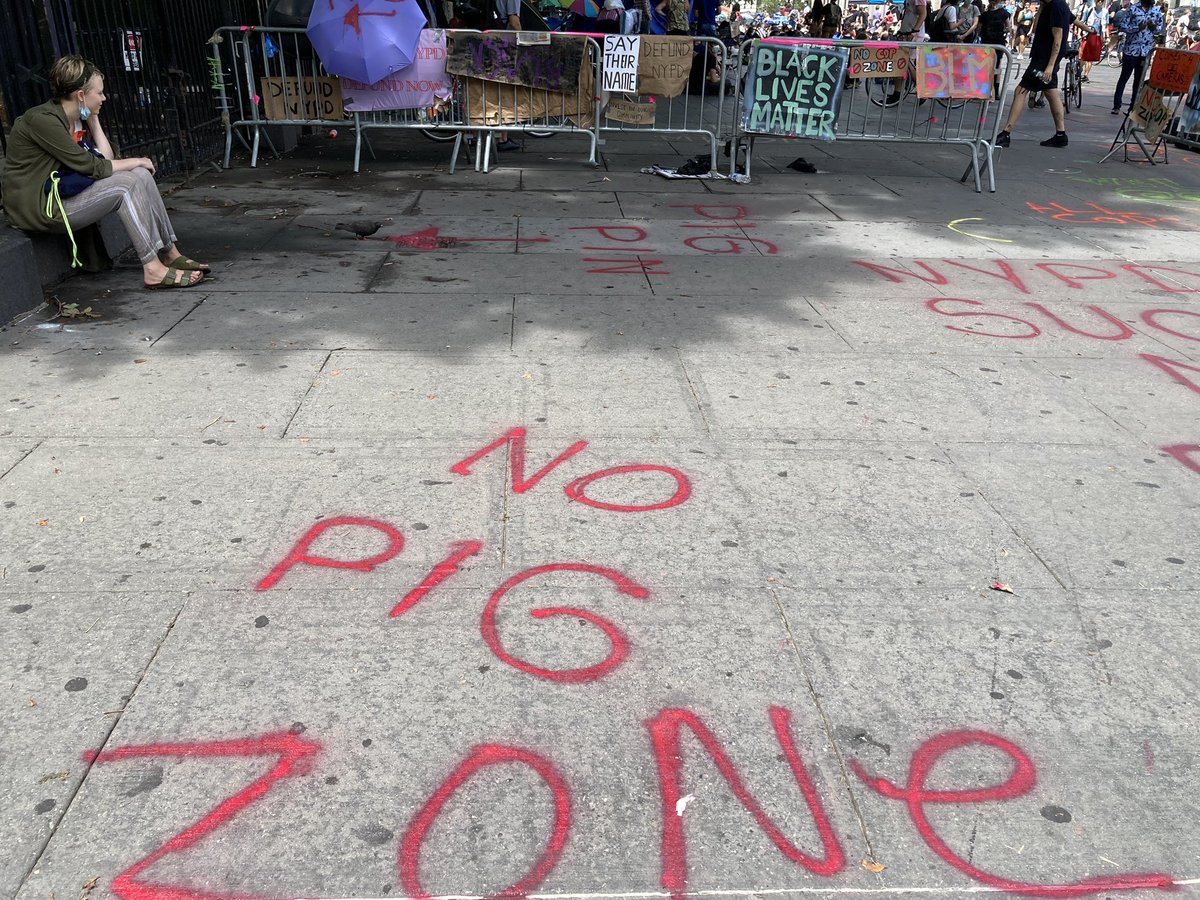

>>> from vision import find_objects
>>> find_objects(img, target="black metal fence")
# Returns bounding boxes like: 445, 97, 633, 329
1, 0, 264, 175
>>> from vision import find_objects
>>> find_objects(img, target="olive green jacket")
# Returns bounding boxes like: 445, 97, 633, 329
1, 100, 116, 271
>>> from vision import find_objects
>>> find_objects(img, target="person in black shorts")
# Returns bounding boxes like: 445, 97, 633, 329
1014, 0, 1035, 54
995, 0, 1076, 147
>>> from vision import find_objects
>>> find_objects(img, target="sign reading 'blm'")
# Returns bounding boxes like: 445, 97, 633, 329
741, 43, 847, 140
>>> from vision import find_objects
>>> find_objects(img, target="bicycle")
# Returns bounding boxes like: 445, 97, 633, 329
1104, 30, 1127, 65
864, 60, 967, 110
1062, 46, 1083, 110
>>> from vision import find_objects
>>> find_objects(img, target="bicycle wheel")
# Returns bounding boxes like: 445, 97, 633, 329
1072, 64, 1083, 108
864, 77, 902, 107
420, 128, 462, 143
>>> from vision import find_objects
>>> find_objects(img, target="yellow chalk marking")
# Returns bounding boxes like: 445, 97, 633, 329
947, 217, 1014, 244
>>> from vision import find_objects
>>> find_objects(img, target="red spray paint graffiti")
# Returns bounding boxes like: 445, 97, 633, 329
481, 562, 650, 683
647, 706, 845, 899
850, 730, 1174, 897
390, 539, 484, 618
85, 732, 319, 900
256, 516, 404, 591
398, 744, 571, 900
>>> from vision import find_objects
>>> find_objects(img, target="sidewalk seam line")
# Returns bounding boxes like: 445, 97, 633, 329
282, 349, 337, 439
0, 440, 42, 482
675, 350, 712, 438
14, 595, 191, 894
150, 295, 208, 347
767, 584, 877, 862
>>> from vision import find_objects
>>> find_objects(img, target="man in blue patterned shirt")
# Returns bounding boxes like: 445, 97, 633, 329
1112, 0, 1164, 113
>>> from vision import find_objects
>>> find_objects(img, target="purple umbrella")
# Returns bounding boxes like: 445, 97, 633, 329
307, 0, 428, 86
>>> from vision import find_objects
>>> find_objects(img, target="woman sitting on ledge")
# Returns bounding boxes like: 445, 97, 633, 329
2, 55, 208, 290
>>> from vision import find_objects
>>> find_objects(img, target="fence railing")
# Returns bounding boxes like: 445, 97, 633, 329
727, 37, 1014, 192
208, 26, 1012, 190
1101, 45, 1200, 165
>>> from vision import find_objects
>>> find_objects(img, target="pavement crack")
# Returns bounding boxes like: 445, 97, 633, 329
510, 295, 517, 351
767, 585, 877, 860
150, 295, 207, 347
641, 256, 657, 295
15, 594, 191, 893
675, 349, 711, 438
941, 444, 1069, 589
282, 348, 338, 439
0, 441, 42, 482
363, 251, 392, 292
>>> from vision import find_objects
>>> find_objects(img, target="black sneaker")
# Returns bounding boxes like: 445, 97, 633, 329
1111, 107, 1121, 114
1040, 132, 1069, 147
995, 130, 1011, 147
1032, 98, 1046, 108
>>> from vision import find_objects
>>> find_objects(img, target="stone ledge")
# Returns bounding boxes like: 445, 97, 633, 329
0, 212, 131, 324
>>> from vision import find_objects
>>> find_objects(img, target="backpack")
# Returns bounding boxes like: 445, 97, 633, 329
926, 4, 953, 40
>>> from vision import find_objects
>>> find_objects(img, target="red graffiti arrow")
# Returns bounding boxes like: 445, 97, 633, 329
383, 226, 551, 251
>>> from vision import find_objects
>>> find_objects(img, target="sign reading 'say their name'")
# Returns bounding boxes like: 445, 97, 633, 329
603, 35, 640, 93
742, 43, 847, 140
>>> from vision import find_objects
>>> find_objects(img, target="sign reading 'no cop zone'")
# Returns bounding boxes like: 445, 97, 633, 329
741, 43, 848, 140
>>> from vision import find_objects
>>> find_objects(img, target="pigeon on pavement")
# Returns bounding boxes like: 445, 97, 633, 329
335, 220, 387, 239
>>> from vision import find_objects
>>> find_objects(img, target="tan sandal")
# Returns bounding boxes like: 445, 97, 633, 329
146, 268, 205, 290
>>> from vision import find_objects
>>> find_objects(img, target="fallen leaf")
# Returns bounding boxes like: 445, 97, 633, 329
37, 771, 70, 784
29, 698, 38, 707
35, 519, 49, 527
134, 358, 147, 364
990, 582, 1015, 594
426, 394, 437, 400
521, 372, 533, 379
862, 859, 886, 873
79, 516, 86, 523
329, 370, 342, 377
81, 876, 99, 900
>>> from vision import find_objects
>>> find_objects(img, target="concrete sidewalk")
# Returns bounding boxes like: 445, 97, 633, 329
2, 61, 1199, 900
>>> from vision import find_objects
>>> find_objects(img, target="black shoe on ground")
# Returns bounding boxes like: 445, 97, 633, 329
1040, 132, 1068, 147
995, 130, 1011, 147
1032, 98, 1046, 108
494, 139, 522, 151
1082, 75, 1090, 82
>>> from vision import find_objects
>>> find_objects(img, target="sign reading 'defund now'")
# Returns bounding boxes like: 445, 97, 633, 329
741, 42, 848, 140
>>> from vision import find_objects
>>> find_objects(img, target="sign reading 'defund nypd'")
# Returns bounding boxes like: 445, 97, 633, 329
741, 42, 848, 140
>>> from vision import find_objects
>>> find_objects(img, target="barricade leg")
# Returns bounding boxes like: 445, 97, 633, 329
450, 131, 465, 175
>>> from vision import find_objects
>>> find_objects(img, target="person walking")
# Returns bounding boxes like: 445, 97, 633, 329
1, 55, 207, 288
884, 0, 928, 106
1111, 0, 1164, 113
995, 0, 1077, 147
1079, 0, 1107, 79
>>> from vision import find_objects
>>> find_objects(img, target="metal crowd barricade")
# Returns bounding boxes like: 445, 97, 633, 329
1100, 46, 1200, 165
727, 38, 1014, 192
208, 26, 350, 169
208, 25, 601, 175
595, 35, 729, 172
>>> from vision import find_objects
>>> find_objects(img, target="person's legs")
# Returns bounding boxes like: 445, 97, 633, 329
1046, 88, 1066, 130
63, 173, 200, 286
1128, 53, 1147, 96
1113, 53, 1138, 109
1004, 85, 1029, 129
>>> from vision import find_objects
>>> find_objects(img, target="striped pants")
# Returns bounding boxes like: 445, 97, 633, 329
63, 168, 177, 265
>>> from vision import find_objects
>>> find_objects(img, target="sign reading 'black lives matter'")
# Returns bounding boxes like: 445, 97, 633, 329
741, 42, 848, 140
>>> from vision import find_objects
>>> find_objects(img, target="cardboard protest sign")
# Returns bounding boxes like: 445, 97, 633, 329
462, 52, 595, 128
260, 77, 344, 120
603, 35, 641, 93
1183, 65, 1200, 133
637, 37, 692, 97
917, 46, 995, 100
1148, 49, 1200, 94
341, 31, 451, 112
847, 43, 909, 78
447, 34, 585, 94
740, 43, 847, 141
605, 96, 656, 124
1131, 84, 1171, 142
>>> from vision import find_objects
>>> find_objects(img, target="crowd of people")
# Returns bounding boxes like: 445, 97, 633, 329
713, 0, 1196, 50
